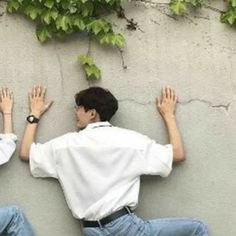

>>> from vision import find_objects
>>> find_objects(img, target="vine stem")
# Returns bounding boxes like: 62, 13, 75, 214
115, 7, 144, 32
87, 34, 92, 56
133, 0, 224, 14
201, 3, 224, 14
117, 46, 128, 70
87, 35, 92, 87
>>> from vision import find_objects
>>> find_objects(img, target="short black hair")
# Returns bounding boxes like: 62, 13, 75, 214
75, 87, 118, 121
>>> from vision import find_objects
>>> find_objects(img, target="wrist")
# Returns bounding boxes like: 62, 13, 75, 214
30, 112, 41, 119
163, 114, 176, 122
27, 114, 40, 124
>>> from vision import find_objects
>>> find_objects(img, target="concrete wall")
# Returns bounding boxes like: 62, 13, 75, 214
0, 1, 236, 235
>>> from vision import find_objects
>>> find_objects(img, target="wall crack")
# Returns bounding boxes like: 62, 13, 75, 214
119, 98, 236, 112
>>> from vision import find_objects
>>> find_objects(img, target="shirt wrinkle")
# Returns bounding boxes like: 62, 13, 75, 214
29, 121, 173, 220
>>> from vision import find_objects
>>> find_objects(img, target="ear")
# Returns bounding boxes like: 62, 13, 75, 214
89, 109, 97, 119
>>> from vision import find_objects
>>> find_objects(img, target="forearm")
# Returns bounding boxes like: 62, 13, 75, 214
163, 115, 185, 162
3, 113, 13, 134
20, 123, 38, 161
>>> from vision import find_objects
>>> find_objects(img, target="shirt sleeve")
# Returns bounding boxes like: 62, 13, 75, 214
141, 138, 173, 177
0, 133, 17, 166
29, 140, 58, 179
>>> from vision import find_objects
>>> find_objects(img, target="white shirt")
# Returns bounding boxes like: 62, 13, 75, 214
29, 122, 173, 220
0, 133, 17, 166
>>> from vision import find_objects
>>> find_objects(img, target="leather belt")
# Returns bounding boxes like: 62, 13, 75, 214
82, 207, 132, 228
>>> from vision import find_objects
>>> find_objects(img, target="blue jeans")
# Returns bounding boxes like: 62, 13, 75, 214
83, 213, 209, 236
0, 206, 36, 236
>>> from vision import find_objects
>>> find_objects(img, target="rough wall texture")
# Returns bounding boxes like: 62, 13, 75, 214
0, 1, 236, 235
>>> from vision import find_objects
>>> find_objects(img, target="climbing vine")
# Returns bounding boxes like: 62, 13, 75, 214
6, 0, 126, 80
5, 0, 236, 80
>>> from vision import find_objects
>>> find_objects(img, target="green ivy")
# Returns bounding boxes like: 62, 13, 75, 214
169, 0, 236, 28
169, 0, 202, 15
7, 0, 125, 80
79, 55, 101, 80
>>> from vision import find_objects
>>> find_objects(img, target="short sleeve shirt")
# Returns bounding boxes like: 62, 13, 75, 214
29, 122, 173, 220
0, 133, 17, 165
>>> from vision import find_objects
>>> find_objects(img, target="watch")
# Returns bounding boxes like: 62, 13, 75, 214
26, 115, 40, 124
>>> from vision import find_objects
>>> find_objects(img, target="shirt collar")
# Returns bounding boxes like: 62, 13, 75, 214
85, 121, 112, 130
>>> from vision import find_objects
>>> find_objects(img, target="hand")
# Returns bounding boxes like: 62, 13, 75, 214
156, 87, 178, 120
0, 88, 13, 114
29, 86, 53, 118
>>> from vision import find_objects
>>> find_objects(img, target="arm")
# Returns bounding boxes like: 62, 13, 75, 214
0, 88, 14, 134
20, 86, 53, 161
157, 87, 185, 162
0, 88, 17, 165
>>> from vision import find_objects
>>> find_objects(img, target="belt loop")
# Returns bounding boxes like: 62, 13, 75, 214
97, 219, 103, 229
125, 206, 132, 215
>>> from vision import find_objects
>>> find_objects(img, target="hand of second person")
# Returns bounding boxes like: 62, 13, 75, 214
156, 87, 178, 120
0, 88, 13, 115
29, 86, 53, 118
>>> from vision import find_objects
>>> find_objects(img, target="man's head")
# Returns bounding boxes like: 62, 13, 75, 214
74, 87, 118, 129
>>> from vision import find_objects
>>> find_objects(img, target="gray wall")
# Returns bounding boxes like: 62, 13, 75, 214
1, 1, 236, 235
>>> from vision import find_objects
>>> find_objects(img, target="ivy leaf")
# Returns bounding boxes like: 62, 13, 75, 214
87, 19, 111, 35
41, 9, 58, 24
7, 0, 20, 13
221, 10, 236, 25
187, 0, 201, 7
81, 2, 94, 17
170, 0, 187, 15
79, 55, 101, 80
79, 55, 94, 66
44, 0, 54, 9
36, 26, 52, 43
56, 15, 72, 31
231, 0, 236, 7
112, 33, 125, 48
84, 64, 101, 80
99, 33, 125, 47
73, 17, 86, 30
24, 5, 42, 20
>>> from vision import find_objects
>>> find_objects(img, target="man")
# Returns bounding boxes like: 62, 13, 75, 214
20, 85, 209, 235
0, 88, 36, 236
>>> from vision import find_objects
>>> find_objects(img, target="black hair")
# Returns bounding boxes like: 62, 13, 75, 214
75, 87, 118, 121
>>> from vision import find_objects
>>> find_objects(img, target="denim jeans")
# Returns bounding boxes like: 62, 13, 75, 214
83, 213, 209, 236
0, 206, 36, 236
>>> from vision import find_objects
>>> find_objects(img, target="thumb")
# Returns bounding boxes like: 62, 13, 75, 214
45, 100, 54, 111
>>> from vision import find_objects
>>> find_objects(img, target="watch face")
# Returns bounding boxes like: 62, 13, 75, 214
29, 116, 34, 122
27, 115, 39, 123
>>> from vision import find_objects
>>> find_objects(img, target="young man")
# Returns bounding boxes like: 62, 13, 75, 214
0, 88, 36, 236
20, 85, 209, 236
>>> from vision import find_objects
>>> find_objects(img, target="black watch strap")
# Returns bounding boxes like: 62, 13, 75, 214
26, 115, 40, 124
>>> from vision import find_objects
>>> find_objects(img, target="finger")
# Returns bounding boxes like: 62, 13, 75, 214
36, 86, 41, 97
174, 95, 178, 103
5, 88, 9, 97
166, 86, 170, 99
28, 92, 32, 102
32, 86, 37, 98
10, 92, 13, 101
170, 88, 174, 100
162, 87, 166, 100
0, 89, 2, 101
2, 88, 6, 98
41, 87, 46, 98
45, 100, 54, 111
